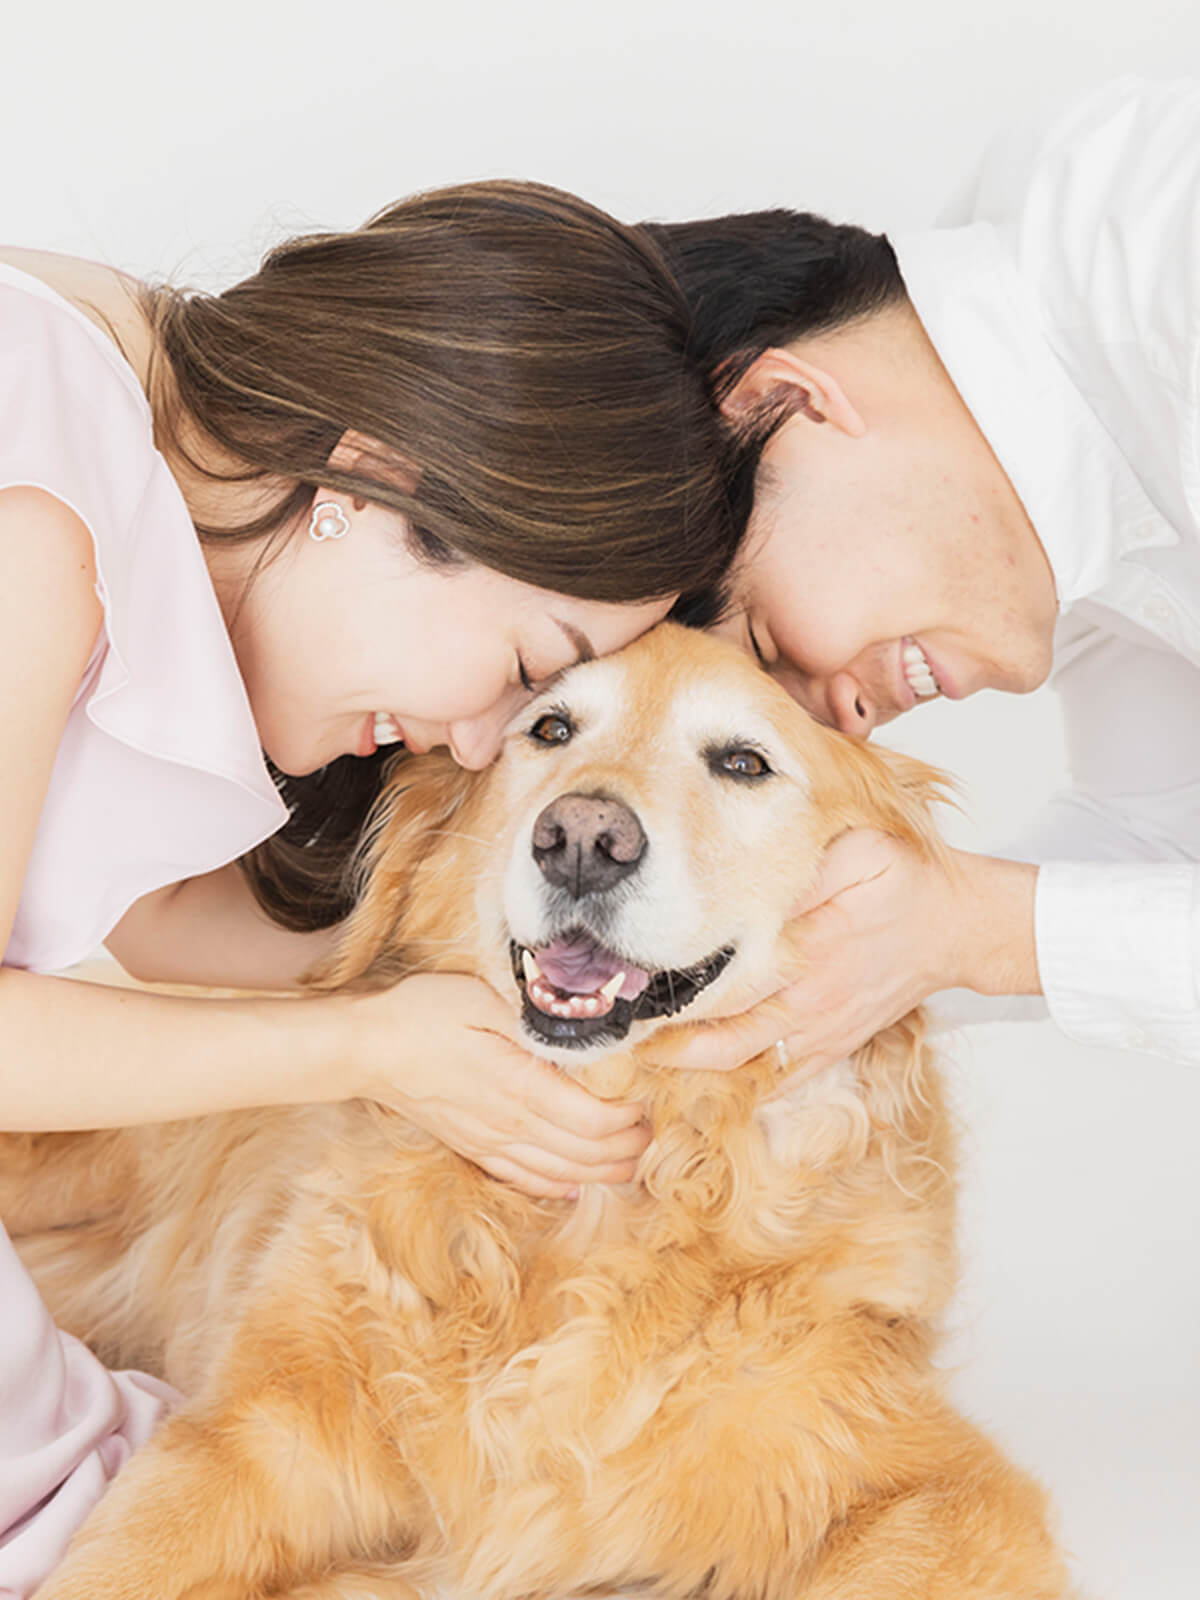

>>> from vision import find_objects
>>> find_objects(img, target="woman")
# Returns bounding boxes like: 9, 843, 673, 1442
0, 180, 740, 1590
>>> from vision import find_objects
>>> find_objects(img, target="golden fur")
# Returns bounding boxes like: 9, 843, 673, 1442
4, 626, 1072, 1599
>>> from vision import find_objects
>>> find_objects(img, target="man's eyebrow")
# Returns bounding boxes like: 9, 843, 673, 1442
553, 618, 595, 666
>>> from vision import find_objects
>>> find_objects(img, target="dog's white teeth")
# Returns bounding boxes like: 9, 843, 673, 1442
521, 949, 543, 985
599, 971, 626, 1003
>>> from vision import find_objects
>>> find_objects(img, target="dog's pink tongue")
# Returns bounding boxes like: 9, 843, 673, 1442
534, 937, 650, 1000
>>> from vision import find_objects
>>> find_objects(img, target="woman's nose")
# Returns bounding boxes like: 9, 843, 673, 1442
447, 714, 506, 770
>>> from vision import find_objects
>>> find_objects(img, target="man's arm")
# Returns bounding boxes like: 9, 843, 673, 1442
971, 616, 1200, 1059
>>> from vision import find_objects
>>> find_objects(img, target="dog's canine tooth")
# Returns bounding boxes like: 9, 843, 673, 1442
599, 971, 625, 1003
521, 948, 542, 984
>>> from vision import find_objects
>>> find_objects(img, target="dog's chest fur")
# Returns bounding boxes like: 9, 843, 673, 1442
272, 1049, 950, 1551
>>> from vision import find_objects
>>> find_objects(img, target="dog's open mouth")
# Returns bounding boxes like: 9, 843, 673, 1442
508, 931, 735, 1048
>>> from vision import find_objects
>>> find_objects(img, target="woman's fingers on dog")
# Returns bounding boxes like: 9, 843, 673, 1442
516, 1059, 647, 1140
475, 1155, 581, 1200
519, 1115, 650, 1174
479, 1145, 640, 1197
508, 1143, 642, 1188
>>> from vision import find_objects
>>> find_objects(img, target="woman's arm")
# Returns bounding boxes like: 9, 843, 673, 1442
0, 486, 104, 959
106, 862, 339, 990
0, 487, 332, 1123
0, 488, 647, 1193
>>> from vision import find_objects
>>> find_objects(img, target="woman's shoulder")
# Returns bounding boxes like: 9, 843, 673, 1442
0, 246, 154, 388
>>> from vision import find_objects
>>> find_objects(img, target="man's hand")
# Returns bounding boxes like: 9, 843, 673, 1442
648, 831, 1041, 1077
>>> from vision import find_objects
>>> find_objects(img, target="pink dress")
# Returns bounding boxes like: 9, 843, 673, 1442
0, 264, 289, 1595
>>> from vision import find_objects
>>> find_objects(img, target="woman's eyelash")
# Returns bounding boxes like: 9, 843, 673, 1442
518, 659, 535, 693
747, 623, 768, 667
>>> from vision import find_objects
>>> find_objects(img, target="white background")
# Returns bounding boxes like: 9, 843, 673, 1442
6, 2, 1199, 1594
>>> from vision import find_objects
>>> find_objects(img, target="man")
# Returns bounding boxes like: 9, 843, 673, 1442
651, 77, 1200, 1074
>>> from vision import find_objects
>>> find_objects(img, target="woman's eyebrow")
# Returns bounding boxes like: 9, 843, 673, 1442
553, 618, 595, 666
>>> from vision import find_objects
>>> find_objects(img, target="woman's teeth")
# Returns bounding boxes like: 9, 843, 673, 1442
902, 643, 940, 699
373, 713, 404, 746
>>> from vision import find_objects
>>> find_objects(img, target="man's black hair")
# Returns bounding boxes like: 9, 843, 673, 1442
654, 210, 907, 629
644, 209, 907, 402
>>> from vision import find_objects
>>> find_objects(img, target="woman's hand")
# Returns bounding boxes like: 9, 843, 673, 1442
336, 973, 650, 1199
647, 832, 1041, 1078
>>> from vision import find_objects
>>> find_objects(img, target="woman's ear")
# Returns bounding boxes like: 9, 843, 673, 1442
306, 753, 480, 991
721, 347, 867, 438
326, 429, 420, 491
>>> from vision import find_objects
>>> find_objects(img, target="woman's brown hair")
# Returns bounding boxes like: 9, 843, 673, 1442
143, 180, 749, 931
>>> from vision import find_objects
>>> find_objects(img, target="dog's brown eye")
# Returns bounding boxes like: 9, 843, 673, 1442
708, 745, 772, 781
529, 711, 574, 746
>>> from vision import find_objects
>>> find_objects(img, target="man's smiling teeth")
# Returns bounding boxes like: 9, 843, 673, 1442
902, 642, 940, 699
373, 712, 404, 746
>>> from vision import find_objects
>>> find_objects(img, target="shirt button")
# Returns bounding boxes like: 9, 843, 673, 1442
1141, 596, 1175, 630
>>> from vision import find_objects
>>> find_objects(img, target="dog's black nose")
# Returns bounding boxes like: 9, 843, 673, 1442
531, 792, 646, 897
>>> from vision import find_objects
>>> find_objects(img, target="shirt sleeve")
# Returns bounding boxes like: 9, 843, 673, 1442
1023, 613, 1200, 1058
937, 614, 1200, 1058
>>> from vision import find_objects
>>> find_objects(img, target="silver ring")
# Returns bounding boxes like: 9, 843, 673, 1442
774, 1038, 791, 1070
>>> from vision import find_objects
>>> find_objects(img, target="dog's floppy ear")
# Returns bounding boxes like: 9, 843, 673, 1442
306, 753, 480, 991
813, 734, 956, 862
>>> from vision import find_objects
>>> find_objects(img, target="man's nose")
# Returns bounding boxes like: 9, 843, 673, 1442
826, 672, 878, 740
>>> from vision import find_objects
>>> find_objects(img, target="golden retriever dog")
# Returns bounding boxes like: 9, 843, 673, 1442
3, 625, 1072, 1599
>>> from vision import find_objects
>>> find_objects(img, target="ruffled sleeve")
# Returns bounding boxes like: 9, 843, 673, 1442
0, 266, 288, 974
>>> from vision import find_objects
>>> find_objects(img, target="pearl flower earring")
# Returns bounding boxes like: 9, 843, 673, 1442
308, 501, 351, 542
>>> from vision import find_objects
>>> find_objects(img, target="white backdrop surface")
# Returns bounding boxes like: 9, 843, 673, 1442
5, 3, 1200, 1595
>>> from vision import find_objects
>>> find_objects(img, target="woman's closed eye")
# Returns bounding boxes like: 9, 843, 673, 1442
747, 620, 770, 668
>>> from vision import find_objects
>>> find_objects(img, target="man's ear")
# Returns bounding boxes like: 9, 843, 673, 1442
720, 348, 867, 439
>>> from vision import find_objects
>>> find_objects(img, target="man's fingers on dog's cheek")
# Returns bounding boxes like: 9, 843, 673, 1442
652, 1001, 798, 1071
642, 1022, 740, 1071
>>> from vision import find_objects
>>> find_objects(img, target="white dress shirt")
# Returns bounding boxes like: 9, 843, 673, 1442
892, 77, 1200, 1061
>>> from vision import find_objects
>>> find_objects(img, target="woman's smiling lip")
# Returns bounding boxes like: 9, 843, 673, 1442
357, 712, 405, 758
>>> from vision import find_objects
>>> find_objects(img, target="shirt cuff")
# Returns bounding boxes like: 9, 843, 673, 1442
1036, 860, 1200, 1059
